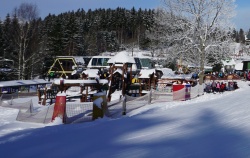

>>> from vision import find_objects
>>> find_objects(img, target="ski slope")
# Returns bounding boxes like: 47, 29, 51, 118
0, 81, 250, 158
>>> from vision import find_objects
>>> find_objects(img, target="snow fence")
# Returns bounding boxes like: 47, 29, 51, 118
0, 97, 54, 124
152, 83, 204, 102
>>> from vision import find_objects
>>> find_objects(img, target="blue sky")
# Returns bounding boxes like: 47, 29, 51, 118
0, 0, 250, 31
234, 0, 250, 31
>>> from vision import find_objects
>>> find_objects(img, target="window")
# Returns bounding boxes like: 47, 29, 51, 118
91, 58, 110, 66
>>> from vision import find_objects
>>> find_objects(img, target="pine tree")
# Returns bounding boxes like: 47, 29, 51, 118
239, 28, 245, 43
0, 19, 3, 57
247, 29, 250, 40
63, 12, 79, 56
2, 14, 14, 60
50, 16, 64, 56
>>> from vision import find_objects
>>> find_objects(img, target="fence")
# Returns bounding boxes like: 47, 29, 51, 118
65, 102, 93, 124
152, 83, 204, 102
107, 92, 151, 118
152, 91, 173, 102
15, 101, 93, 124
125, 93, 150, 112
0, 92, 19, 101
0, 95, 54, 124
106, 84, 205, 118
107, 98, 123, 118
16, 104, 54, 124
1, 83, 205, 124
1, 98, 33, 111
190, 83, 204, 98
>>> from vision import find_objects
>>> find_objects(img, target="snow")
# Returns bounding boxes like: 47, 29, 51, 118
1, 81, 250, 157
139, 69, 155, 78
0, 79, 51, 87
53, 79, 108, 85
56, 92, 66, 96
107, 51, 135, 64
162, 73, 193, 80
221, 59, 236, 66
82, 69, 99, 78
93, 91, 106, 97
235, 62, 243, 70
113, 68, 123, 75
73, 56, 85, 65
93, 97, 103, 108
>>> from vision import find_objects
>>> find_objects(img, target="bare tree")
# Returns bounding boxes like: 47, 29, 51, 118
151, 0, 236, 84
14, 3, 39, 22
11, 2, 40, 80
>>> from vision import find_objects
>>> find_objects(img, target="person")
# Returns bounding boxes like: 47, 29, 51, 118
220, 82, 225, 93
211, 81, 216, 93
218, 72, 223, 78
192, 73, 198, 79
216, 82, 220, 93
234, 82, 239, 89
204, 82, 212, 93
243, 71, 247, 80
228, 82, 234, 91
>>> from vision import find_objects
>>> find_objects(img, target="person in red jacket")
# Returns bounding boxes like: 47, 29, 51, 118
220, 82, 225, 93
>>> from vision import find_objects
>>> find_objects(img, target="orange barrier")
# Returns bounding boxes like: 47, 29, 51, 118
51, 94, 66, 123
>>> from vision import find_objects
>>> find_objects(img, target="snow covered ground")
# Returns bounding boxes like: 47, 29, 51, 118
1, 81, 250, 158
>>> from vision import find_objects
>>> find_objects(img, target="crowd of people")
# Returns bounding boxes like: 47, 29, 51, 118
206, 70, 250, 81
204, 80, 238, 93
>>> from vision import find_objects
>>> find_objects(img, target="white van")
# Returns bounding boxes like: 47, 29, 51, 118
87, 56, 111, 69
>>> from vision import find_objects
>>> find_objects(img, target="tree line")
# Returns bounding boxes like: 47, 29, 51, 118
0, 3, 154, 80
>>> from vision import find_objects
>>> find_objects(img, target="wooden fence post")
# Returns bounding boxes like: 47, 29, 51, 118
122, 95, 126, 115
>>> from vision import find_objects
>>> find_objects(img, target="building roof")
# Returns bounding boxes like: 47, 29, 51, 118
139, 69, 155, 78
0, 79, 51, 87
235, 63, 243, 71
107, 51, 135, 64
221, 59, 236, 66
53, 79, 108, 85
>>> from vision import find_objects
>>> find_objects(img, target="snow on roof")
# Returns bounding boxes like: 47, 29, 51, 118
124, 48, 152, 58
187, 65, 213, 69
139, 69, 155, 78
71, 69, 83, 75
159, 68, 174, 76
0, 79, 51, 87
161, 73, 193, 80
113, 68, 123, 75
82, 69, 99, 78
73, 56, 85, 64
53, 79, 108, 85
101, 48, 153, 58
235, 63, 243, 70
107, 51, 135, 64
221, 59, 236, 66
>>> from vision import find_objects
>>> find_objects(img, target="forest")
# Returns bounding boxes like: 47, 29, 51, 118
0, 4, 155, 80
